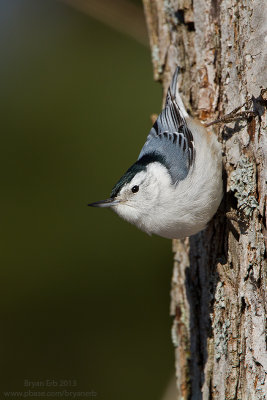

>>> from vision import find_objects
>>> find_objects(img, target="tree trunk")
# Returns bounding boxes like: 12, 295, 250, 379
142, 0, 267, 398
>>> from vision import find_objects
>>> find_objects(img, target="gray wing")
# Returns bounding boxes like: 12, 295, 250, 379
138, 67, 195, 184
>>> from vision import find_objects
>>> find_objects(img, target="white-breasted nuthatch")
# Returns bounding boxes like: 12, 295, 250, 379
88, 67, 222, 239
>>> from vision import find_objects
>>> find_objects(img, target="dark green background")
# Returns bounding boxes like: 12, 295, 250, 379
0, 1, 174, 399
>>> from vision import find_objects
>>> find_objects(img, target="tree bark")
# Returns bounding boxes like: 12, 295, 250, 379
142, 0, 267, 398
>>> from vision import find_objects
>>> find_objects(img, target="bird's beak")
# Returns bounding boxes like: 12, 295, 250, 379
88, 198, 120, 208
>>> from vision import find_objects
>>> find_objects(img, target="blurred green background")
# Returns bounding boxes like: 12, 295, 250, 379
0, 0, 174, 399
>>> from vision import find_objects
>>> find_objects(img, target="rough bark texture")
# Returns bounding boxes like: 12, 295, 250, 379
143, 0, 267, 399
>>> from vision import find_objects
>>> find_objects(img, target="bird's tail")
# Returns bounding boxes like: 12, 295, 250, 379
166, 66, 189, 120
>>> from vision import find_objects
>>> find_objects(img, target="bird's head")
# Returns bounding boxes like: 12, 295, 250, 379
88, 152, 173, 233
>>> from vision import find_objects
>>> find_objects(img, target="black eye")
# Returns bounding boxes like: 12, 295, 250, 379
131, 185, 139, 193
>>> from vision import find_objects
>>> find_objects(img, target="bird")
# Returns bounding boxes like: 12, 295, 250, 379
88, 67, 223, 239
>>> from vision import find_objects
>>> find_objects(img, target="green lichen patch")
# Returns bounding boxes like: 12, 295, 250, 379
230, 155, 258, 216
151, 45, 163, 76
164, 0, 178, 25
213, 282, 229, 360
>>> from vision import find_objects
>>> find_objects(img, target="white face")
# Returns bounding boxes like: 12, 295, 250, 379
111, 162, 172, 234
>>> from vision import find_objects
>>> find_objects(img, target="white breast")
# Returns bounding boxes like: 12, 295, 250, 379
139, 120, 222, 239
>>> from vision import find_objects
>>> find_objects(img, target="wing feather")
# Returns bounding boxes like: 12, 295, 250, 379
138, 67, 195, 184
